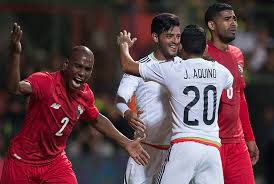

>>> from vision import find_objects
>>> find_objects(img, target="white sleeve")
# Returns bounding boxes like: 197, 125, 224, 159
117, 74, 140, 102
223, 67, 234, 90
139, 62, 165, 86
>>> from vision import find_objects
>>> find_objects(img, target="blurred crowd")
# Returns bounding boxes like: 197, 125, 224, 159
0, 0, 274, 183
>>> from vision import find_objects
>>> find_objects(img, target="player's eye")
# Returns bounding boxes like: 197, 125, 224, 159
166, 34, 173, 39
85, 67, 92, 72
74, 63, 82, 69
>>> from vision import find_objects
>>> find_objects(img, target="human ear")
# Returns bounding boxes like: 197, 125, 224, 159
208, 21, 215, 31
152, 33, 158, 43
62, 59, 69, 70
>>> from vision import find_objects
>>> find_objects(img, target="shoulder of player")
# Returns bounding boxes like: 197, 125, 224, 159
81, 84, 95, 102
26, 71, 54, 81
229, 45, 243, 55
32, 71, 51, 77
122, 72, 142, 82
138, 55, 151, 63
213, 61, 231, 73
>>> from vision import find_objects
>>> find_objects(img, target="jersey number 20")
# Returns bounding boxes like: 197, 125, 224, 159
183, 85, 217, 126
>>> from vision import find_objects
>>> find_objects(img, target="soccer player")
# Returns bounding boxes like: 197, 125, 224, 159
115, 13, 181, 184
117, 25, 233, 184
205, 3, 259, 183
0, 23, 149, 184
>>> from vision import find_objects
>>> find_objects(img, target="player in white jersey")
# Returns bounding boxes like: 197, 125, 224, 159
117, 25, 234, 184
116, 13, 181, 184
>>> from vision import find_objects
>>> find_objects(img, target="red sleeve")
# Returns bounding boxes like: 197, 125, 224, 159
24, 72, 51, 100
80, 89, 99, 122
237, 49, 255, 141
238, 51, 246, 88
240, 88, 255, 141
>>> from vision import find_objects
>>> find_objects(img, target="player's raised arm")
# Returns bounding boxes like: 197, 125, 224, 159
117, 30, 140, 76
7, 23, 32, 95
91, 113, 149, 165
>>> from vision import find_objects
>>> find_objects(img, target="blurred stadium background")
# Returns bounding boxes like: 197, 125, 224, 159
0, 0, 273, 183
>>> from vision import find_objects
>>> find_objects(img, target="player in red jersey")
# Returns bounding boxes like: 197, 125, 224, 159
205, 3, 259, 184
0, 23, 149, 184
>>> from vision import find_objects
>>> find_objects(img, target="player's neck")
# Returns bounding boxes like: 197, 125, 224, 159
184, 54, 201, 60
211, 38, 229, 52
153, 50, 173, 61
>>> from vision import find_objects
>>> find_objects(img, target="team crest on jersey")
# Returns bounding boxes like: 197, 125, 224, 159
237, 64, 244, 75
76, 105, 84, 118
51, 103, 61, 109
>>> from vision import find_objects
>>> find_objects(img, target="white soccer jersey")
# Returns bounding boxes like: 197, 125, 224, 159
117, 53, 179, 145
139, 58, 233, 144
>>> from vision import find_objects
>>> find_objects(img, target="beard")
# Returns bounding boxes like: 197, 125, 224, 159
158, 44, 177, 60
219, 32, 236, 44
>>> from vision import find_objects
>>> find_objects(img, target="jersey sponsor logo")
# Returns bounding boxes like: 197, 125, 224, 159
237, 64, 243, 76
51, 103, 61, 109
76, 105, 84, 117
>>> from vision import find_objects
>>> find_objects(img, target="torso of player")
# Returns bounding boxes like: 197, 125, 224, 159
208, 42, 245, 143
9, 72, 91, 165
164, 58, 231, 145
135, 54, 173, 145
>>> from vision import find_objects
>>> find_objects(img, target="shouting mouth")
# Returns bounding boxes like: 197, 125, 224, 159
72, 77, 84, 88
169, 45, 178, 53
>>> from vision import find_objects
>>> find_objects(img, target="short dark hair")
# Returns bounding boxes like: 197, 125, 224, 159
180, 25, 206, 55
205, 3, 233, 28
151, 13, 180, 35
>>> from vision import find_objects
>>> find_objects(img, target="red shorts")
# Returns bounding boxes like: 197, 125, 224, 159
220, 142, 255, 184
0, 153, 77, 184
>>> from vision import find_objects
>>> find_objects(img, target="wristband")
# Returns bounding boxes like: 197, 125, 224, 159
116, 103, 130, 118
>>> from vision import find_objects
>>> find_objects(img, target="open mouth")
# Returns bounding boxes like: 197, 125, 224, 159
229, 29, 237, 34
72, 77, 83, 88
169, 45, 178, 52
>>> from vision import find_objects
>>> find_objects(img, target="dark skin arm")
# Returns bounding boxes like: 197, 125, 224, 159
117, 30, 140, 76
7, 23, 32, 95
91, 113, 149, 165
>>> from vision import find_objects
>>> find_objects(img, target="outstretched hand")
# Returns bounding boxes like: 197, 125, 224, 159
124, 109, 145, 132
125, 137, 150, 166
10, 23, 23, 54
117, 30, 137, 48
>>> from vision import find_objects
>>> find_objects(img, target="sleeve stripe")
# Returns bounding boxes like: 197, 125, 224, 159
139, 57, 151, 63
140, 58, 150, 63
139, 56, 148, 62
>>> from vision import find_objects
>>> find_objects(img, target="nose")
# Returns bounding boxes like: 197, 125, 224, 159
78, 68, 85, 77
231, 19, 237, 27
172, 36, 180, 44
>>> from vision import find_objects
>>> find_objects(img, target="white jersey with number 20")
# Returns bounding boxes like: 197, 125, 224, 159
139, 58, 233, 144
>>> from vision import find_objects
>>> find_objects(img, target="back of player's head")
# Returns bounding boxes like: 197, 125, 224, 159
180, 24, 206, 55
205, 3, 233, 28
151, 13, 180, 35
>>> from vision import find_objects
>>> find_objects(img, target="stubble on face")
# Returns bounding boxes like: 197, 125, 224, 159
214, 10, 237, 44
157, 26, 181, 60
64, 46, 94, 91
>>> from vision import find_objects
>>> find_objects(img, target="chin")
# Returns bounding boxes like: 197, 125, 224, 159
222, 36, 235, 44
169, 52, 178, 58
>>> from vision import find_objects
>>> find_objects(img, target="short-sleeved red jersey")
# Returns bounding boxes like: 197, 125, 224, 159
8, 71, 99, 165
208, 41, 245, 143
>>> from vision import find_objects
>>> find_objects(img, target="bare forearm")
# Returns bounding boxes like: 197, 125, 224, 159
119, 44, 140, 76
92, 113, 130, 148
6, 53, 21, 93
